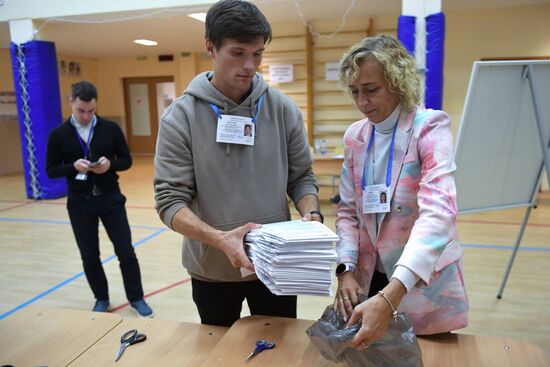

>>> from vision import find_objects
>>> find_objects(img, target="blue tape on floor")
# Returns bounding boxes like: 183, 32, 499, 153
0, 227, 167, 320
0, 216, 164, 230
462, 243, 550, 252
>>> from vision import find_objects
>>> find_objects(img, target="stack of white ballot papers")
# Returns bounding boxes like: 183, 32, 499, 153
244, 220, 339, 296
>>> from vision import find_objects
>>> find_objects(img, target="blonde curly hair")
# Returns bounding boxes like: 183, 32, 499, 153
338, 35, 420, 111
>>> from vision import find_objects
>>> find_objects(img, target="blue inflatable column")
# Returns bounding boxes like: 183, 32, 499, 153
397, 12, 446, 110
425, 13, 445, 110
397, 16, 416, 56
10, 40, 66, 199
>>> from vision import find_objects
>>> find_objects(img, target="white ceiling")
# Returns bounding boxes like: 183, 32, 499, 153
1, 0, 549, 58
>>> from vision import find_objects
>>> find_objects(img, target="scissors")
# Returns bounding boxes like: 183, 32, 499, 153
245, 339, 276, 362
114, 329, 147, 362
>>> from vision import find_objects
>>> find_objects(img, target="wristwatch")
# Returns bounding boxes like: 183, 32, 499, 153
335, 263, 355, 276
309, 210, 324, 223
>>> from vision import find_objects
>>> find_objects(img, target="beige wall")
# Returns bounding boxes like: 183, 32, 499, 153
57, 54, 100, 117
0, 48, 14, 92
0, 120, 23, 175
1, 3, 550, 177
444, 4, 550, 135
95, 54, 193, 119
0, 48, 23, 175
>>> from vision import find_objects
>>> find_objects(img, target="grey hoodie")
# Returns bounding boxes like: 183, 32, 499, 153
154, 72, 318, 281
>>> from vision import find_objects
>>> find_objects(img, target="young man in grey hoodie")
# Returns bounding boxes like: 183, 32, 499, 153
154, 0, 322, 326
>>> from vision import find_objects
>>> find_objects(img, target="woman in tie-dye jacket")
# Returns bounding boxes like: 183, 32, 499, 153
333, 35, 469, 350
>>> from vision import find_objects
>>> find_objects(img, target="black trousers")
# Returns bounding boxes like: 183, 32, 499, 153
67, 192, 144, 302
191, 278, 297, 327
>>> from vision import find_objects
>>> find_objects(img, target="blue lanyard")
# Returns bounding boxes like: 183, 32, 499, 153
210, 95, 264, 123
74, 117, 96, 159
361, 124, 398, 190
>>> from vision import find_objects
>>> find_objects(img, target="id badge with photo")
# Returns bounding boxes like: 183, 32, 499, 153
75, 172, 88, 181
363, 184, 390, 214
216, 114, 254, 146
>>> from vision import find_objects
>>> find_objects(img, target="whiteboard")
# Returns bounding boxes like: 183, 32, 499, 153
454, 60, 550, 214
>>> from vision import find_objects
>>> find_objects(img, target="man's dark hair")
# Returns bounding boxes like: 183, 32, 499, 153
205, 0, 272, 49
71, 81, 98, 102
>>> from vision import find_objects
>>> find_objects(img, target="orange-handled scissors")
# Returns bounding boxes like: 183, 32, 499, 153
245, 339, 276, 362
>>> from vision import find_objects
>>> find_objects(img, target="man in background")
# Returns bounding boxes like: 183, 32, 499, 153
46, 81, 153, 317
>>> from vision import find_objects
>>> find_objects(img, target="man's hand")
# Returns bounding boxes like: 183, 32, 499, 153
74, 158, 91, 173
215, 222, 261, 272
302, 211, 322, 223
295, 194, 321, 222
88, 156, 111, 174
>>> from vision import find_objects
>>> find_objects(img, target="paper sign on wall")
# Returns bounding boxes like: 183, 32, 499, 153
325, 62, 339, 81
0, 91, 17, 121
269, 64, 294, 83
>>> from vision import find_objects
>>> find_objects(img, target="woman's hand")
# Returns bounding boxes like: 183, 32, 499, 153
333, 272, 362, 322
346, 279, 407, 350
346, 292, 393, 349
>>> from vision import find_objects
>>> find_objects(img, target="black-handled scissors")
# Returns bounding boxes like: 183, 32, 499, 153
245, 339, 276, 361
114, 329, 147, 362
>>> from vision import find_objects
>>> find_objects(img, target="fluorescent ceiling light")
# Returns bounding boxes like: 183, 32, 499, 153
134, 39, 158, 46
188, 12, 207, 22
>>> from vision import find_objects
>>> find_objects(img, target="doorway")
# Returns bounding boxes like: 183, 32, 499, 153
123, 76, 175, 154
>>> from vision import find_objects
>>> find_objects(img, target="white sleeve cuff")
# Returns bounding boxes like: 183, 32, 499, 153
391, 265, 420, 292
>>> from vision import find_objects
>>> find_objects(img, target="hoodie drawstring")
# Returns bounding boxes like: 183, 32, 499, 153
222, 101, 231, 154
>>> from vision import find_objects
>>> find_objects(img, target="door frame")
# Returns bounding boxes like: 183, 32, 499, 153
123, 76, 174, 154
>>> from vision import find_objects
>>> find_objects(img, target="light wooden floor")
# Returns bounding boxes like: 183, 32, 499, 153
1, 156, 549, 358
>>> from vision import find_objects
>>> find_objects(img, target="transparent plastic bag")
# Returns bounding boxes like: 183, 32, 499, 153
306, 295, 423, 367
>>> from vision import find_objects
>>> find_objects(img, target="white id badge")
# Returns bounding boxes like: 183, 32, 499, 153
75, 172, 88, 181
216, 114, 254, 146
363, 184, 390, 214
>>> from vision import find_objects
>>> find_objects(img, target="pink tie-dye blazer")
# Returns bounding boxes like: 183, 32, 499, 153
336, 104, 469, 335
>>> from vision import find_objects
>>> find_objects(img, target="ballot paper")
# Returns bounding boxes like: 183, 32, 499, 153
245, 220, 339, 296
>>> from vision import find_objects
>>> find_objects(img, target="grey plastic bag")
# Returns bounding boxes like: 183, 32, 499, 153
306, 296, 423, 367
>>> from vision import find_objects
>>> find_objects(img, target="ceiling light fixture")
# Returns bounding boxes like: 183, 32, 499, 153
134, 39, 158, 46
188, 13, 207, 22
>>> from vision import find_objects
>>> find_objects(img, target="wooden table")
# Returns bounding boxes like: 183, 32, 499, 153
0, 306, 121, 367
199, 315, 550, 367
199, 315, 344, 367
5, 309, 548, 366
418, 333, 550, 367
70, 318, 228, 366
313, 156, 344, 199
313, 155, 344, 177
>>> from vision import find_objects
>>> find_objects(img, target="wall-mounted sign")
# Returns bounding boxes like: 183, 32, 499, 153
0, 91, 18, 121
269, 64, 294, 83
325, 62, 339, 81
59, 60, 81, 77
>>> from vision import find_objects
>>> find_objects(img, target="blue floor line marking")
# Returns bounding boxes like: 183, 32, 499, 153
0, 227, 167, 320
462, 243, 550, 252
0, 216, 165, 231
